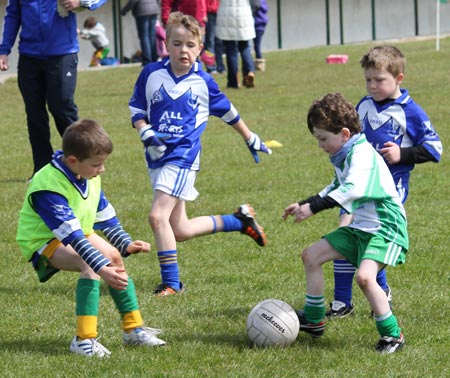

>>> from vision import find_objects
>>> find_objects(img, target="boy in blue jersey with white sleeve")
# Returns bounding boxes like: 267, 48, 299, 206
328, 45, 443, 318
127, 11, 272, 297
17, 120, 166, 357
283, 93, 408, 353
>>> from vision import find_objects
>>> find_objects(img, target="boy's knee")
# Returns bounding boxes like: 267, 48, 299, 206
108, 248, 125, 268
355, 272, 370, 289
149, 213, 159, 229
301, 246, 314, 264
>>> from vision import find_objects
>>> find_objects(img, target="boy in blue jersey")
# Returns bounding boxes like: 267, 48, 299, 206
283, 93, 408, 353
17, 120, 166, 357
328, 45, 442, 318
127, 11, 272, 297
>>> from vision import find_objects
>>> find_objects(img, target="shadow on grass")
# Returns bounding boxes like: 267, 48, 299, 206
0, 337, 68, 356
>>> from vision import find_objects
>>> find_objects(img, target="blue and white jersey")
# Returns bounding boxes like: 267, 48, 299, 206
356, 89, 442, 194
129, 58, 240, 170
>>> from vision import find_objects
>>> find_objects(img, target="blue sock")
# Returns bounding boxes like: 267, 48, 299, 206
376, 269, 388, 290
158, 250, 180, 290
333, 260, 356, 306
221, 214, 242, 232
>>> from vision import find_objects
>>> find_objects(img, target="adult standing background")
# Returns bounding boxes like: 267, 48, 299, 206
216, 0, 256, 88
161, 0, 207, 28
121, 0, 160, 66
251, 0, 268, 72
0, 0, 108, 178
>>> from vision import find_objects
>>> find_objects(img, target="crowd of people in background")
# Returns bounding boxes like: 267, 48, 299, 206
118, 0, 269, 86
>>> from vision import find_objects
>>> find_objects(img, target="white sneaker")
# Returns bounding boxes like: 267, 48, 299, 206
70, 337, 111, 357
123, 327, 166, 347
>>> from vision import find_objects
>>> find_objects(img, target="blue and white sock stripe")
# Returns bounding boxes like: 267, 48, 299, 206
103, 224, 133, 257
333, 260, 357, 274
72, 237, 111, 273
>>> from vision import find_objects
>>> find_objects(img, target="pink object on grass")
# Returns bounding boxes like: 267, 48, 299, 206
326, 54, 349, 64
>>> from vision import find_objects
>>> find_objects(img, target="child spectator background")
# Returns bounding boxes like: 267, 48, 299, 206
16, 119, 166, 357
79, 17, 111, 67
127, 11, 271, 297
283, 92, 408, 354
251, 0, 269, 72
327, 45, 443, 319
156, 19, 169, 59
201, 0, 225, 74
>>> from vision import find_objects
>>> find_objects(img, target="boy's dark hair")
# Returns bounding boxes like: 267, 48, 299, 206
360, 45, 405, 77
307, 93, 361, 135
83, 17, 97, 29
166, 11, 203, 44
62, 119, 113, 161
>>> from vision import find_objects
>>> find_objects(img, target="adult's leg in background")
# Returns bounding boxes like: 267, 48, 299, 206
18, 55, 53, 174
46, 53, 79, 137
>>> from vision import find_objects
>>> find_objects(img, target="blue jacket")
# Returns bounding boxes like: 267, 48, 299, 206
0, 0, 108, 58
251, 0, 268, 32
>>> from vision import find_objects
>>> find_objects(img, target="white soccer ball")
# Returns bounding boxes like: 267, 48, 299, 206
246, 299, 300, 348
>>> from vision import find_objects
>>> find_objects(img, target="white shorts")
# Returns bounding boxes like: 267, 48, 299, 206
149, 164, 199, 201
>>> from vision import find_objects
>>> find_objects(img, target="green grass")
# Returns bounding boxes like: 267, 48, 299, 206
1, 37, 450, 377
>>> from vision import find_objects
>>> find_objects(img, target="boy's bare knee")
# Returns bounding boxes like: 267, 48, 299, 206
355, 273, 369, 289
108, 249, 124, 268
301, 246, 313, 264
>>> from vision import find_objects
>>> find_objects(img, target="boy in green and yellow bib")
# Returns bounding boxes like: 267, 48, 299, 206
17, 119, 166, 357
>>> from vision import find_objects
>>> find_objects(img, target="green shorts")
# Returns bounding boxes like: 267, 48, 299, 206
324, 227, 407, 268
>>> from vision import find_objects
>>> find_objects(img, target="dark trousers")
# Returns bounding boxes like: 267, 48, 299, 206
18, 53, 79, 174
223, 40, 255, 88
135, 14, 158, 65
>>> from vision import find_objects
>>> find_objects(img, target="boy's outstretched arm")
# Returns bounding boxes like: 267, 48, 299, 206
231, 119, 272, 163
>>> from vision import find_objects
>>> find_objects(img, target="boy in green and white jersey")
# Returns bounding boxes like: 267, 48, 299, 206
283, 93, 408, 354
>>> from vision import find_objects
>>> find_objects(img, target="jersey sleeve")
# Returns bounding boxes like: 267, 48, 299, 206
129, 65, 153, 125
206, 76, 240, 125
80, 0, 109, 10
31, 191, 111, 273
0, 0, 21, 55
404, 104, 442, 163
93, 190, 120, 230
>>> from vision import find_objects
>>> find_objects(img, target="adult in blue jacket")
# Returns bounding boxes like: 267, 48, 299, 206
0, 0, 108, 177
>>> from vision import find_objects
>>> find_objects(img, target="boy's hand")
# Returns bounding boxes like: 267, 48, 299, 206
139, 124, 167, 160
380, 141, 401, 165
99, 266, 129, 291
246, 132, 272, 163
0, 55, 9, 71
282, 202, 313, 223
126, 240, 151, 254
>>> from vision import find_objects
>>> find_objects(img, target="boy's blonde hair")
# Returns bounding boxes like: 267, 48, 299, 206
360, 45, 406, 77
166, 11, 203, 44
307, 93, 361, 135
62, 119, 113, 161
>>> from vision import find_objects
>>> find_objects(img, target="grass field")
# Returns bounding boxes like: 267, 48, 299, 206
0, 37, 449, 377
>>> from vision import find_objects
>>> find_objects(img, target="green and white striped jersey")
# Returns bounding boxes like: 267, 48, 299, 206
319, 135, 409, 250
